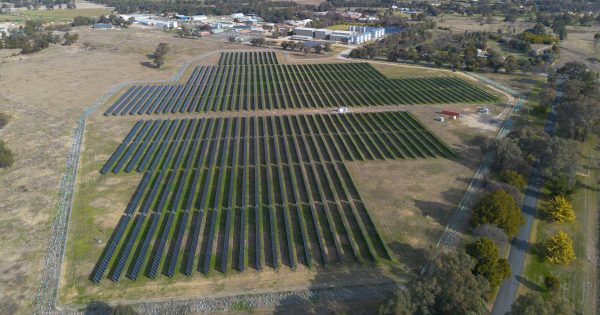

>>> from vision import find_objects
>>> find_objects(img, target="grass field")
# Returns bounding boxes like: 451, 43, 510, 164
522, 136, 598, 314
0, 8, 111, 23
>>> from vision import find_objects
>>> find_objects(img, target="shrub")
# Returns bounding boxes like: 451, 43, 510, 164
544, 231, 576, 264
499, 169, 527, 190
0, 112, 9, 129
471, 189, 525, 237
0, 140, 14, 168
544, 274, 560, 292
544, 195, 576, 223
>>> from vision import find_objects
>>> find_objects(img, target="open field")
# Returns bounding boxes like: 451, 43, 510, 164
0, 27, 243, 314
437, 14, 534, 34
521, 137, 599, 314
558, 25, 600, 72
0, 8, 112, 23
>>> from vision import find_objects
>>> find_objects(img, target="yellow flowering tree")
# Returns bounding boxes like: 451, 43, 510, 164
544, 231, 576, 264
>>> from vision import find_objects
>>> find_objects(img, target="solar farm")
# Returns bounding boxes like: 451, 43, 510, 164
65, 51, 499, 293
104, 52, 497, 115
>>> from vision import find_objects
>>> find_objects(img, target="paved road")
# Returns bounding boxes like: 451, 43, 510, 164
491, 109, 557, 315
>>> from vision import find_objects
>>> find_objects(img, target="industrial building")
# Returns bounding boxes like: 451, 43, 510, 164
291, 25, 385, 44
137, 19, 178, 29
293, 27, 316, 37
348, 26, 385, 44
314, 29, 332, 40
329, 30, 353, 42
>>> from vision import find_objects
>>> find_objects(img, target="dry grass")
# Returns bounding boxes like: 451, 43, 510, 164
346, 106, 493, 271
558, 25, 600, 72
0, 27, 234, 314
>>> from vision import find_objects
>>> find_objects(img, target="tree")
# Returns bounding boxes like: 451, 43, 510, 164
466, 237, 512, 288
303, 45, 310, 55
544, 231, 576, 264
152, 43, 169, 69
538, 87, 557, 109
483, 137, 527, 173
62, 32, 79, 46
314, 45, 322, 54
540, 138, 579, 189
0, 140, 14, 168
557, 62, 596, 82
471, 189, 525, 237
250, 37, 265, 47
504, 55, 518, 73
380, 251, 489, 315
499, 170, 527, 190
228, 35, 236, 43
544, 195, 576, 222
271, 30, 280, 39
323, 42, 332, 52
508, 292, 573, 315
473, 224, 509, 252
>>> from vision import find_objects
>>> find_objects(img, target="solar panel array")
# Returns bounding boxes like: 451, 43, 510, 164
218, 51, 279, 65
103, 63, 498, 115
91, 111, 455, 282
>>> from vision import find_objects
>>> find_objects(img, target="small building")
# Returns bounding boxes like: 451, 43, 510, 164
441, 110, 460, 118
192, 15, 208, 22
293, 27, 316, 37
230, 13, 245, 19
477, 49, 488, 58
175, 14, 191, 21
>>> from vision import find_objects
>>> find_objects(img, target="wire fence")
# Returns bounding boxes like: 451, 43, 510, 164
32, 53, 214, 315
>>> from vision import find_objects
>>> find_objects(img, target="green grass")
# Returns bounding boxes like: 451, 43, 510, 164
0, 8, 111, 23
522, 136, 598, 314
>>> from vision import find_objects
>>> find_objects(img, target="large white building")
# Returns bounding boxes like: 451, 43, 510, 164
137, 19, 178, 29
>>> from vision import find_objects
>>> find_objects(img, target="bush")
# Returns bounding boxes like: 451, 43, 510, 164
0, 112, 9, 129
544, 231, 576, 264
544, 195, 576, 222
471, 189, 525, 237
544, 274, 560, 292
499, 170, 527, 190
0, 140, 14, 168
